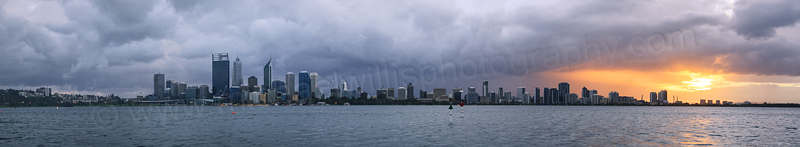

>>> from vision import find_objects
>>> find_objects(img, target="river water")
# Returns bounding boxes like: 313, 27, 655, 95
1, 106, 799, 146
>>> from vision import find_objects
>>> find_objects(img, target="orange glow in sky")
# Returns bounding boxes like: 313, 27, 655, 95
538, 68, 800, 104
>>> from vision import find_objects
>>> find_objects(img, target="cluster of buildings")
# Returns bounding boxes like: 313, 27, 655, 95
12, 87, 120, 104
700, 99, 734, 105
16, 87, 51, 98
144, 53, 738, 106
148, 53, 324, 105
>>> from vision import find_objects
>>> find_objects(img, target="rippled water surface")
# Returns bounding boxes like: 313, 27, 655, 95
1, 106, 799, 146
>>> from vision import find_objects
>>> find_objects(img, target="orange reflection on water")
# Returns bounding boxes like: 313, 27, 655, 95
665, 112, 720, 146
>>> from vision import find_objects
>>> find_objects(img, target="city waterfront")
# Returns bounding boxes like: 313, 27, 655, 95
1, 106, 799, 146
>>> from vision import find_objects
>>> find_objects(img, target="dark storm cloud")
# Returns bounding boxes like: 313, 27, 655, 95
731, 0, 800, 39
1, 0, 800, 97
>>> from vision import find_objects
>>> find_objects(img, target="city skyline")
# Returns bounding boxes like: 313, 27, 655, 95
2, 1, 800, 103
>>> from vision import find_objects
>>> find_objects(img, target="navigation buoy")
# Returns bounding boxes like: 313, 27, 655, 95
449, 103, 454, 123
232, 111, 236, 114
460, 102, 464, 117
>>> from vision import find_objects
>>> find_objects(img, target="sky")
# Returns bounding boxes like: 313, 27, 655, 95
1, 0, 800, 103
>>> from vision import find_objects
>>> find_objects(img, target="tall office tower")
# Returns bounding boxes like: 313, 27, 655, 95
558, 82, 570, 94
504, 92, 512, 102
609, 91, 619, 104
658, 90, 668, 104
407, 83, 414, 99
534, 87, 541, 104
357, 87, 362, 93
248, 76, 258, 92
582, 87, 590, 98
419, 90, 427, 98
551, 88, 560, 104
452, 87, 463, 100
543, 88, 550, 104
178, 82, 187, 99
482, 81, 489, 97
263, 56, 272, 90
285, 72, 295, 97
468, 87, 476, 93
199, 85, 209, 99
233, 57, 243, 86
298, 71, 310, 101
387, 88, 395, 99
309, 73, 318, 89
212, 53, 230, 97
398, 87, 406, 100
171, 82, 179, 98
272, 80, 286, 93
498, 87, 504, 102
154, 73, 165, 99
516, 87, 526, 102
558, 82, 569, 104
650, 92, 658, 104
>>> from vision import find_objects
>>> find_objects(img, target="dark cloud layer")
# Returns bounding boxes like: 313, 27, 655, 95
1, 0, 800, 97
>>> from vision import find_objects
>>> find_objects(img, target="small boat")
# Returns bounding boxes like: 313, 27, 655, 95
343, 102, 350, 106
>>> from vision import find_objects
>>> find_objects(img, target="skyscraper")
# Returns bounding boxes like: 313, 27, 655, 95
558, 82, 570, 94
609, 91, 619, 104
534, 87, 540, 104
212, 53, 230, 97
659, 90, 668, 104
263, 57, 272, 90
154, 73, 165, 99
407, 83, 414, 99
171, 81, 179, 98
498, 87, 504, 102
310, 72, 318, 98
582, 87, 590, 98
398, 87, 406, 100
517, 87, 525, 102
286, 72, 295, 97
178, 82, 187, 99
558, 82, 569, 104
482, 81, 489, 97
248, 76, 258, 92
233, 57, 243, 86
650, 92, 658, 104
543, 88, 550, 104
299, 71, 310, 101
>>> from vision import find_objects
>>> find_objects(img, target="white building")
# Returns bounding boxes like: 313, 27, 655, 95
250, 92, 260, 104
397, 87, 406, 100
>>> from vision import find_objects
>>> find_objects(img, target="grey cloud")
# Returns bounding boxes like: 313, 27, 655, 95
731, 0, 800, 39
2, 0, 800, 97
